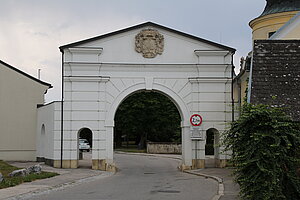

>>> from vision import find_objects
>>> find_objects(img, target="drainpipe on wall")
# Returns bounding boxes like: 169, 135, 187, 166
60, 50, 64, 168
247, 51, 254, 103
238, 79, 242, 117
231, 52, 235, 122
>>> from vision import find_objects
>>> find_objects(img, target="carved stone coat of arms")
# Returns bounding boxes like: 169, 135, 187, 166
135, 29, 164, 58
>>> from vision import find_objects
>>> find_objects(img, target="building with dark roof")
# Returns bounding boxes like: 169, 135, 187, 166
234, 0, 300, 122
0, 60, 52, 161
260, 0, 300, 17
250, 40, 300, 121
249, 0, 300, 40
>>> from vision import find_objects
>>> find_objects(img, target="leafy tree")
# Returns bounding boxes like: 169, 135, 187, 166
114, 91, 181, 149
223, 103, 300, 200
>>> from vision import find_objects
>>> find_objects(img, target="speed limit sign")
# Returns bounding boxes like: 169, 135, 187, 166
190, 114, 203, 126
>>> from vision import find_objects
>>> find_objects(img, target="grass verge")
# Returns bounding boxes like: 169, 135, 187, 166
0, 160, 58, 189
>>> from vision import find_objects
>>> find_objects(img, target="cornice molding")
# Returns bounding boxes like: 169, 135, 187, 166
64, 76, 110, 82
67, 47, 103, 55
189, 77, 232, 83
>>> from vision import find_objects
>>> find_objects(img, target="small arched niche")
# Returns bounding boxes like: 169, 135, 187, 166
77, 128, 93, 169
205, 128, 220, 167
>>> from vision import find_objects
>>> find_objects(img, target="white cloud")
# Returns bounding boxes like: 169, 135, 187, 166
0, 1, 145, 102
0, 0, 265, 102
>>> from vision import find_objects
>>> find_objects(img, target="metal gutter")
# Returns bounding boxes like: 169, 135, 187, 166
231, 53, 235, 122
247, 51, 254, 103
60, 51, 64, 168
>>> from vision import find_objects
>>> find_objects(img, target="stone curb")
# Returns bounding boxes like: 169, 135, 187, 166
114, 151, 182, 161
2, 172, 114, 200
183, 170, 224, 200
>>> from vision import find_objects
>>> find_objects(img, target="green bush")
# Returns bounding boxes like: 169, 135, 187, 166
223, 104, 300, 200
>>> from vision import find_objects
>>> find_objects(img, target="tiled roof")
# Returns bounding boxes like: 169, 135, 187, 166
251, 40, 300, 121
260, 0, 300, 17
59, 22, 235, 53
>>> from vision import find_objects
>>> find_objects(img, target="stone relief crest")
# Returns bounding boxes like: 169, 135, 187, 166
135, 29, 164, 58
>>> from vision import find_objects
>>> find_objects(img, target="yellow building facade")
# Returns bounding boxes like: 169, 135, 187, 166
271, 12, 300, 39
250, 11, 298, 40
249, 0, 300, 40
234, 0, 300, 109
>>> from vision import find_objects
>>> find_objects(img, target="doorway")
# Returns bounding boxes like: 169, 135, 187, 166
78, 128, 93, 168
205, 128, 219, 168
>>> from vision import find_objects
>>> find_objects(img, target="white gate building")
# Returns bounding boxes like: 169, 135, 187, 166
37, 22, 235, 171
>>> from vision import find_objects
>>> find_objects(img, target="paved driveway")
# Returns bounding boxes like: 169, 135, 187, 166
30, 153, 218, 200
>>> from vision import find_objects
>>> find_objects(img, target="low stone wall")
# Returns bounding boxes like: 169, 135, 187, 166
147, 142, 182, 154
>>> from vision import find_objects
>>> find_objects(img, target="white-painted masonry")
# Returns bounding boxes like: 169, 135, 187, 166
37, 22, 235, 169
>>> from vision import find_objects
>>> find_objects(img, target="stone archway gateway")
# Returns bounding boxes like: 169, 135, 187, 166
113, 91, 181, 151
105, 85, 190, 171
54, 22, 235, 171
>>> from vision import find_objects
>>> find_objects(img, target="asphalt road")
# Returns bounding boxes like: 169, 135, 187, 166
30, 153, 218, 200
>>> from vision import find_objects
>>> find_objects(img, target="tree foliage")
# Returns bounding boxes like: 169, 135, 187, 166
114, 91, 181, 148
223, 103, 300, 200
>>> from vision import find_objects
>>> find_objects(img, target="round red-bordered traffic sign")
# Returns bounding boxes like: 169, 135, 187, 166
190, 114, 203, 126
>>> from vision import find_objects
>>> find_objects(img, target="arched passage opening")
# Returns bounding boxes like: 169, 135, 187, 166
114, 91, 181, 153
78, 128, 93, 168
100, 83, 192, 171
205, 128, 220, 168
41, 124, 45, 135
39, 124, 46, 160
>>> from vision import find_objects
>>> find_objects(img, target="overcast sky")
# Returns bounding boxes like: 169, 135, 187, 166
0, 0, 266, 102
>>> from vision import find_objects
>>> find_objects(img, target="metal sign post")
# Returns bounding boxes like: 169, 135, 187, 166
190, 114, 203, 168
190, 114, 203, 140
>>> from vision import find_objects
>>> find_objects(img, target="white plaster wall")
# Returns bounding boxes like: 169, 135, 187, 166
64, 27, 226, 65
37, 101, 62, 161
37, 103, 55, 159
60, 24, 234, 167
